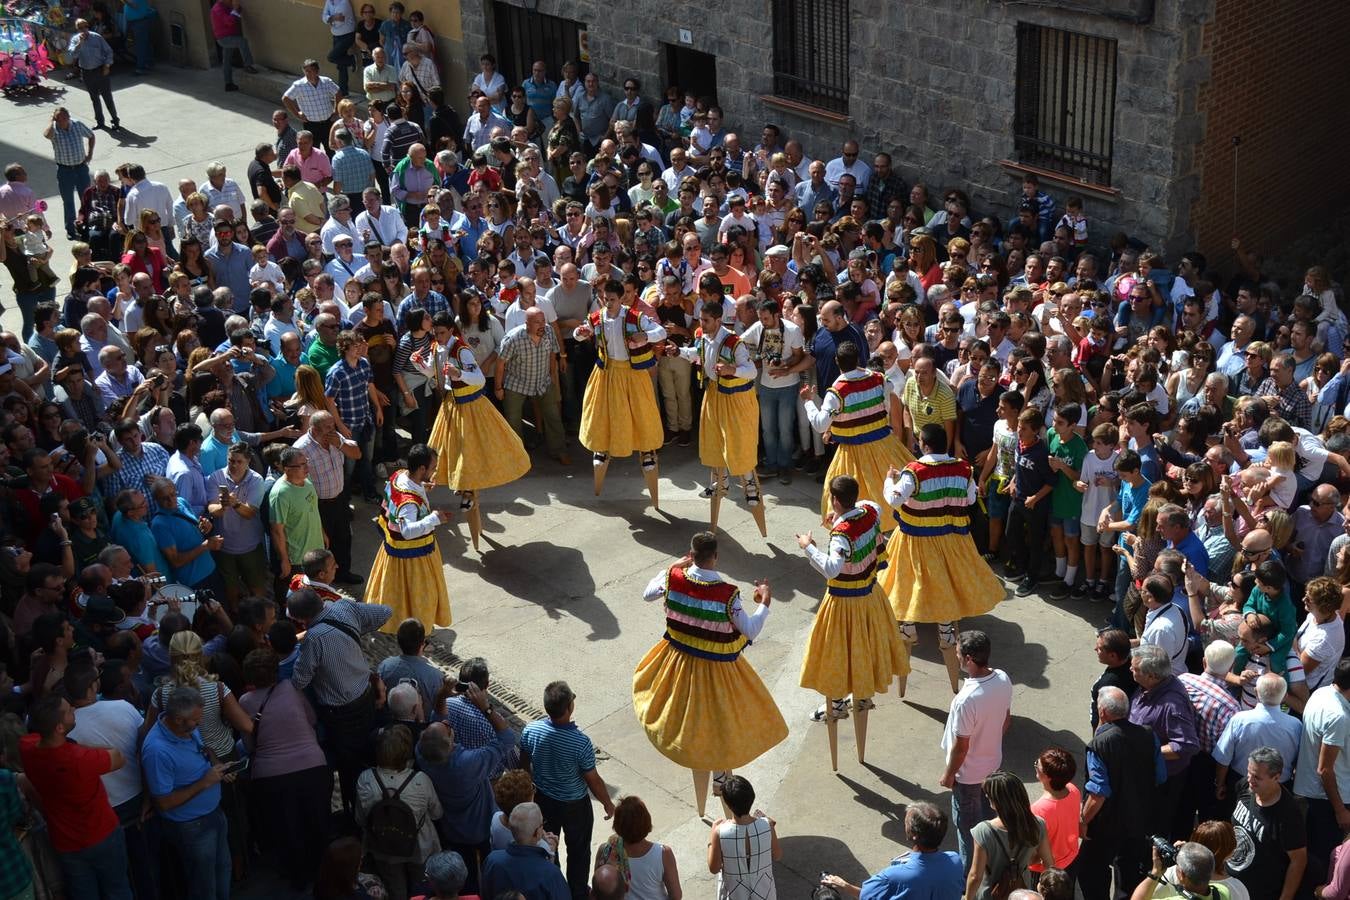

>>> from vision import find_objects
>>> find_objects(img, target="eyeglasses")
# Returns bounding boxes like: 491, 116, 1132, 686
941, 326, 961, 334
1240, 546, 1272, 558
284, 462, 309, 469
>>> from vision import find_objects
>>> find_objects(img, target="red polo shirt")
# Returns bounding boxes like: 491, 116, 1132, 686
18, 734, 119, 852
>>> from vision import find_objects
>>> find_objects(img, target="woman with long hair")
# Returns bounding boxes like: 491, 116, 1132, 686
120, 228, 168, 293
176, 235, 212, 289
456, 291, 505, 400
966, 770, 1054, 900
312, 836, 384, 900
909, 233, 943, 294
137, 207, 175, 262
1049, 366, 1089, 432
288, 363, 349, 435
396, 80, 424, 131
1167, 339, 1215, 410
893, 304, 926, 372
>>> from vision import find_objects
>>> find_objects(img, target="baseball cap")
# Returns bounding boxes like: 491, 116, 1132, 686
765, 245, 790, 258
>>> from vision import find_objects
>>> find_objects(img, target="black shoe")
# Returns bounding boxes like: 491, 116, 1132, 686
663, 430, 677, 446
110, 120, 120, 129
1070, 583, 1089, 600
243, 65, 260, 74
1015, 578, 1036, 598
224, 83, 240, 92
677, 430, 691, 447
334, 571, 364, 585
1049, 580, 1071, 600
94, 122, 106, 130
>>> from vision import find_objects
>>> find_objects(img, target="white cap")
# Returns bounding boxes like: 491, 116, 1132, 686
765, 244, 790, 257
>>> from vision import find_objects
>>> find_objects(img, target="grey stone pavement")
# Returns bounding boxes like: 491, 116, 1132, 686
1, 65, 1104, 898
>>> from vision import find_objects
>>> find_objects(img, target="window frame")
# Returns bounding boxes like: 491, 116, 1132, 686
770, 0, 851, 117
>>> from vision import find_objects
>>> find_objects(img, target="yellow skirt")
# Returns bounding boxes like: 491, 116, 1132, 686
580, 360, 664, 458
428, 395, 532, 490
366, 539, 453, 634
819, 435, 914, 532
799, 584, 910, 699
633, 639, 788, 771
879, 529, 1005, 623
698, 387, 759, 475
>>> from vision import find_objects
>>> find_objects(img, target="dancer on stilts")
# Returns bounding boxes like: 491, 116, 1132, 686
800, 341, 913, 533
417, 318, 530, 550
366, 443, 454, 634
796, 475, 910, 771
878, 423, 1005, 694
574, 279, 665, 506
669, 290, 766, 536
632, 531, 787, 817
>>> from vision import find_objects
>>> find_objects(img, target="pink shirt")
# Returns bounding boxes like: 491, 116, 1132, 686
238, 680, 327, 779
284, 147, 333, 187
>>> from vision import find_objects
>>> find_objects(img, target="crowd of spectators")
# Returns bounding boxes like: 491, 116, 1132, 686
2, 2, 1350, 898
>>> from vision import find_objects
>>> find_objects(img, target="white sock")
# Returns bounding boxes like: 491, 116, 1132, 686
1065, 565, 1078, 586
1055, 556, 1067, 578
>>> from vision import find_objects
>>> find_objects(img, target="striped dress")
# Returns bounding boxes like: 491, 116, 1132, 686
799, 502, 910, 699
879, 455, 1004, 623
809, 370, 914, 531
632, 566, 787, 771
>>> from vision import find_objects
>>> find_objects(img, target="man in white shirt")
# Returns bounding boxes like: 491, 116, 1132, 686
939, 629, 1012, 873
204, 161, 247, 224
739, 297, 804, 482
1292, 662, 1350, 872
661, 147, 695, 192
121, 163, 175, 247
1139, 574, 1188, 676
355, 186, 407, 247
67, 663, 144, 822
319, 195, 363, 256
323, 235, 367, 291
824, 139, 872, 191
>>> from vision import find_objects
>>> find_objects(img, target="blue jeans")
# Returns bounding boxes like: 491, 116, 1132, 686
1110, 557, 1133, 629
58, 826, 133, 900
56, 163, 91, 236
951, 780, 992, 876
160, 807, 229, 900
216, 34, 253, 85
344, 421, 377, 496
327, 32, 356, 94
15, 286, 54, 342
127, 16, 155, 72
758, 384, 797, 471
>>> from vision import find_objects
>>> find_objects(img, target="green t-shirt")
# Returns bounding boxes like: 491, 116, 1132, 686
1048, 431, 1088, 520
304, 339, 341, 379
268, 478, 325, 563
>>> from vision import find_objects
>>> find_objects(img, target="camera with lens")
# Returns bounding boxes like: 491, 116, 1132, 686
1150, 835, 1178, 865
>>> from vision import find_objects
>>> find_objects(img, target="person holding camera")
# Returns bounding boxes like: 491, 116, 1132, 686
1131, 840, 1228, 900
818, 801, 962, 899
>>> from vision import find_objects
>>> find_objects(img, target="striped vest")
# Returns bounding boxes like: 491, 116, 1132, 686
894, 457, 974, 536
590, 306, 656, 370
826, 502, 886, 597
662, 566, 747, 662
694, 328, 754, 394
378, 474, 436, 557
826, 371, 891, 444
443, 338, 484, 404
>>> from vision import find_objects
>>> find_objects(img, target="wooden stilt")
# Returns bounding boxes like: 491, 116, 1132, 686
643, 462, 659, 510
465, 494, 482, 551
826, 710, 839, 772
691, 769, 710, 818
853, 704, 869, 764
709, 469, 724, 531
941, 643, 962, 693
593, 456, 610, 496
896, 673, 908, 698
747, 472, 767, 537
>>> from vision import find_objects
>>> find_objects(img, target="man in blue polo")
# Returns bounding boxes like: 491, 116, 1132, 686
148, 478, 223, 590
142, 687, 231, 900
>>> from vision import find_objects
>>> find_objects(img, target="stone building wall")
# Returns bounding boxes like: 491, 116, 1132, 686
463, 0, 1342, 266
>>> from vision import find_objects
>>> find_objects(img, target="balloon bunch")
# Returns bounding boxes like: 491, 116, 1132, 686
0, 21, 52, 91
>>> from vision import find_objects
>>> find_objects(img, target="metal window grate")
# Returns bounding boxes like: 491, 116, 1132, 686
771, 0, 850, 115
492, 2, 587, 90
1014, 22, 1118, 186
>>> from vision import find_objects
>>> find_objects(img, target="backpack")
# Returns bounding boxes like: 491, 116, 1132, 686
366, 770, 420, 858
989, 828, 1028, 900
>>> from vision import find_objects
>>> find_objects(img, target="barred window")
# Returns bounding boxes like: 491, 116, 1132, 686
1014, 23, 1118, 186
771, 0, 850, 115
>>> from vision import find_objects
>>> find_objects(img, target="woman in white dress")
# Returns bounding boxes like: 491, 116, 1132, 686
709, 776, 780, 900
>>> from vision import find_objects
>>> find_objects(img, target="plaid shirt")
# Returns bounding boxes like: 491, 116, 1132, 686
1256, 376, 1312, 429
0, 770, 31, 898
292, 599, 391, 706
293, 431, 349, 500
205, 178, 247, 216
444, 695, 516, 778
324, 356, 373, 430
283, 75, 341, 122
498, 323, 559, 396
396, 290, 451, 325
112, 441, 170, 496
330, 146, 375, 194
49, 120, 94, 166
1178, 670, 1240, 754
863, 170, 907, 221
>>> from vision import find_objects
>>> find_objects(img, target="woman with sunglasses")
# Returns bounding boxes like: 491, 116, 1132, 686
504, 87, 539, 140
1167, 339, 1215, 413
120, 228, 168, 293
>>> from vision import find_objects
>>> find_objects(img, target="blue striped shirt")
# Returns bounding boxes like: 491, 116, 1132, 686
519, 718, 596, 802
330, 146, 375, 195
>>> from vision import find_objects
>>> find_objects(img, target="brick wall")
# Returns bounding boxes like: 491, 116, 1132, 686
1188, 0, 1350, 271
464, 0, 1217, 256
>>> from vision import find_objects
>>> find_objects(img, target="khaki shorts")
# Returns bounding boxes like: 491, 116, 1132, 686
1079, 522, 1116, 547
